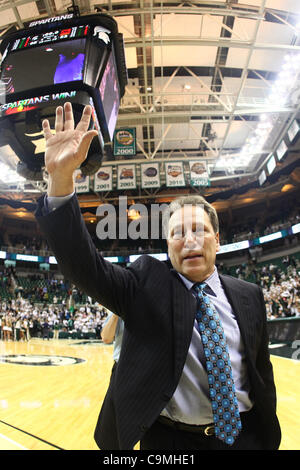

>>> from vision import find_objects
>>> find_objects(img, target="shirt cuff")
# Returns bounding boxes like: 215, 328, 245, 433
46, 192, 75, 212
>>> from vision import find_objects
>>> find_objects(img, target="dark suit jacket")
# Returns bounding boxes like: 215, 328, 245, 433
36, 194, 281, 450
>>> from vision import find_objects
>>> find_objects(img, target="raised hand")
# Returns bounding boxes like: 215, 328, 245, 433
42, 102, 98, 196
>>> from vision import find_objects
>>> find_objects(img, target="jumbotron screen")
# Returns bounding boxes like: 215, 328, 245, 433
0, 13, 127, 180
1, 38, 86, 94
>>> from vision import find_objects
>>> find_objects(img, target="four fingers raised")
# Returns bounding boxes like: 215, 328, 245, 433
43, 102, 93, 136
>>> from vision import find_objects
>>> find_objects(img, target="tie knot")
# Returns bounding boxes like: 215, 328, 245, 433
193, 282, 206, 294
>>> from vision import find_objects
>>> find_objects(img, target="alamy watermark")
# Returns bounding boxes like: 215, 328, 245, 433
95, 196, 206, 247
96, 196, 170, 240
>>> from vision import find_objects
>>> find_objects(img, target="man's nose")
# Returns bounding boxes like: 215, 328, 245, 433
184, 229, 196, 240
183, 229, 198, 248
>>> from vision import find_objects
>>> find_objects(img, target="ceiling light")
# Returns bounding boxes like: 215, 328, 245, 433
128, 209, 140, 220
15, 210, 27, 218
281, 184, 294, 192
214, 158, 226, 168
259, 113, 271, 123
267, 53, 300, 106
257, 120, 272, 130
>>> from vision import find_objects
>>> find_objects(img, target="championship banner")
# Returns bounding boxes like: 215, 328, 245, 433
117, 164, 136, 190
165, 162, 185, 187
74, 169, 89, 193
113, 128, 136, 156
189, 161, 210, 187
94, 165, 113, 192
140, 163, 160, 189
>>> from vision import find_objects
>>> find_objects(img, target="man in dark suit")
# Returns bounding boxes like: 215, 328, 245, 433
36, 102, 281, 450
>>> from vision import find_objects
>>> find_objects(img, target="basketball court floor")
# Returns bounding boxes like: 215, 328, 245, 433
0, 338, 299, 451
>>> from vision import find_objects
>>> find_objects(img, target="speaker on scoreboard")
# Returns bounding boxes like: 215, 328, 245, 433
0, 13, 127, 181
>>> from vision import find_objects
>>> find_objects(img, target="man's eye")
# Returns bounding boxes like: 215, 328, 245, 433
172, 230, 183, 239
171, 226, 205, 239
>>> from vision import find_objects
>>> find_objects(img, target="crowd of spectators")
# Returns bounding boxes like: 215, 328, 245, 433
219, 255, 300, 319
0, 267, 89, 304
1, 232, 50, 255
0, 266, 111, 341
8, 233, 45, 252
219, 200, 299, 245
0, 297, 110, 342
0, 266, 16, 295
15, 274, 74, 304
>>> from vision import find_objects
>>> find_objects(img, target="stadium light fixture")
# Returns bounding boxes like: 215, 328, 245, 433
232, 52, 300, 171
0, 161, 26, 183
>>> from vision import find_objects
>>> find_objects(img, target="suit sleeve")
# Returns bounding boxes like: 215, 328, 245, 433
35, 193, 139, 319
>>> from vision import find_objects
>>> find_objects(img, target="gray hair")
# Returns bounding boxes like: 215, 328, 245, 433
162, 194, 219, 239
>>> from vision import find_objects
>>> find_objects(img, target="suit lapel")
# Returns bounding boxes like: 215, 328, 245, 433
219, 274, 256, 354
170, 270, 196, 383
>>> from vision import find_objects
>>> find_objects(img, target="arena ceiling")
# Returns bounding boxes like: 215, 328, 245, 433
0, 0, 300, 223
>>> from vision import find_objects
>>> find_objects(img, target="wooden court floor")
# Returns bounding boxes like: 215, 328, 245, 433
0, 338, 299, 451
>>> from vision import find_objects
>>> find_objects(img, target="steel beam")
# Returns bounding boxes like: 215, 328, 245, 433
117, 106, 293, 122
100, 5, 264, 21
124, 36, 300, 52
218, 0, 267, 156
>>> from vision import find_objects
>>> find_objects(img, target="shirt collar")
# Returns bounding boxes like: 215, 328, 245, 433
177, 266, 218, 297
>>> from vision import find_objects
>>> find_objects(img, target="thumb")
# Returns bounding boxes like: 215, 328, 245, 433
76, 130, 98, 163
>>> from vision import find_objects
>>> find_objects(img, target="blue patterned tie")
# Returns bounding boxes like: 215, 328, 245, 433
193, 282, 242, 445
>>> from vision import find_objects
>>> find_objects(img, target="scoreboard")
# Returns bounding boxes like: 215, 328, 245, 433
7, 25, 89, 51
0, 13, 127, 180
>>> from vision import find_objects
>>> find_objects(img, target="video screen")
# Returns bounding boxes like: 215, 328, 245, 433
99, 49, 120, 141
8, 25, 89, 52
1, 38, 86, 95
